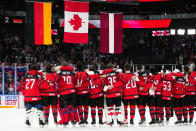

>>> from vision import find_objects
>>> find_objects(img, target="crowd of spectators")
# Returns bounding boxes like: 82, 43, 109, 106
0, 28, 196, 94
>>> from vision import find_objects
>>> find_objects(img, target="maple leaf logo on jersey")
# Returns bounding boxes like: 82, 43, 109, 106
69, 14, 85, 31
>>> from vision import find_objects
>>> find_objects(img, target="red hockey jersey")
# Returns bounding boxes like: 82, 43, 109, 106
188, 71, 196, 85
57, 66, 76, 95
88, 72, 105, 98
153, 73, 163, 95
137, 71, 148, 96
172, 73, 186, 98
75, 71, 90, 94
104, 69, 122, 98
120, 73, 139, 99
39, 72, 58, 96
185, 72, 195, 95
22, 70, 47, 102
161, 73, 173, 100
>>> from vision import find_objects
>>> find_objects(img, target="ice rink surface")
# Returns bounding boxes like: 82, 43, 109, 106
1, 108, 196, 131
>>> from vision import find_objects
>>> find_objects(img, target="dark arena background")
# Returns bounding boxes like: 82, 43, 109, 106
0, 0, 196, 131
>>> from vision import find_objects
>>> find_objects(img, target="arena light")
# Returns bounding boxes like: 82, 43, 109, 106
187, 29, 196, 35
177, 29, 185, 35
170, 29, 175, 35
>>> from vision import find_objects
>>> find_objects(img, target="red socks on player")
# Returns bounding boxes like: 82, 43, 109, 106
130, 105, 136, 120
44, 106, 50, 121
138, 105, 145, 120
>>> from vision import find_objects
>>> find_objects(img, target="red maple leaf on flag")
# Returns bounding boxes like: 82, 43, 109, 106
69, 14, 85, 31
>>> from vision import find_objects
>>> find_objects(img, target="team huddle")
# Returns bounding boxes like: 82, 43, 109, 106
19, 61, 196, 127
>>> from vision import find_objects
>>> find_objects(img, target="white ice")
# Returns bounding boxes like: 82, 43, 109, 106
0, 108, 196, 131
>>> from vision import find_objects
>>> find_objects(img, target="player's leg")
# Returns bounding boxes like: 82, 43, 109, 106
155, 95, 162, 123
83, 93, 90, 125
106, 97, 115, 125
51, 96, 58, 125
77, 94, 84, 124
182, 97, 188, 124
173, 98, 182, 124
148, 96, 156, 125
187, 95, 194, 123
58, 95, 70, 125
42, 96, 50, 125
68, 93, 79, 125
24, 101, 34, 127
114, 97, 123, 125
90, 98, 97, 125
165, 100, 172, 124
122, 99, 129, 122
97, 96, 104, 125
130, 99, 137, 125
137, 95, 146, 125
35, 100, 45, 127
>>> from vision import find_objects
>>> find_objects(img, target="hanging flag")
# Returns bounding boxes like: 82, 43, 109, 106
64, 0, 89, 44
25, 2, 52, 45
100, 13, 123, 54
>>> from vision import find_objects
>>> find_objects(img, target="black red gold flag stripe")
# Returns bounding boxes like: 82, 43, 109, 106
25, 2, 52, 45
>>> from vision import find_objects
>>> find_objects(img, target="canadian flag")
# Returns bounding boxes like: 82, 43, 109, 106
64, 0, 89, 44
100, 12, 122, 54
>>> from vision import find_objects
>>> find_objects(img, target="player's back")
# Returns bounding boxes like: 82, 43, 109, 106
23, 70, 42, 101
121, 73, 138, 99
162, 73, 173, 100
57, 66, 75, 95
75, 70, 90, 94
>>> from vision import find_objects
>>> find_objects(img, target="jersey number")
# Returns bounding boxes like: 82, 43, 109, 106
90, 80, 95, 89
163, 81, 171, 91
108, 77, 116, 86
63, 76, 72, 84
126, 80, 136, 89
25, 79, 35, 89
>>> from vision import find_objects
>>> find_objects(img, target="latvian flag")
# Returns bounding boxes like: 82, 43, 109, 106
64, 0, 89, 44
100, 13, 123, 54
25, 2, 52, 45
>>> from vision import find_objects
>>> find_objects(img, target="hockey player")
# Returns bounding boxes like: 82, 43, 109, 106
172, 70, 186, 125
120, 64, 138, 125
103, 64, 123, 126
39, 64, 59, 126
184, 66, 195, 124
153, 67, 163, 123
135, 65, 149, 125
21, 65, 45, 127
75, 61, 90, 125
160, 67, 174, 125
56, 61, 79, 126
147, 67, 157, 125
88, 65, 105, 125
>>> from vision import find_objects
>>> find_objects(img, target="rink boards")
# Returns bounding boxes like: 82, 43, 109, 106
0, 94, 24, 108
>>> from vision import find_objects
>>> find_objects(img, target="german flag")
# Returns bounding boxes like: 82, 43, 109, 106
25, 2, 52, 45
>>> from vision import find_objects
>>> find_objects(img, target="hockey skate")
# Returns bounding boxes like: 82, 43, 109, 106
105, 119, 114, 127
44, 119, 49, 127
174, 119, 182, 126
189, 118, 193, 124
166, 118, 170, 125
182, 119, 188, 125
39, 119, 45, 128
139, 118, 146, 126
130, 119, 134, 126
99, 119, 104, 125
157, 118, 164, 126
25, 119, 31, 128
79, 118, 85, 127
63, 122, 69, 127
91, 118, 96, 127
121, 119, 128, 127
149, 118, 156, 126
